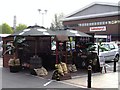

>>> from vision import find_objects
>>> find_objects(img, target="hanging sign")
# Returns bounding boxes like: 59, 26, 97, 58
90, 26, 106, 32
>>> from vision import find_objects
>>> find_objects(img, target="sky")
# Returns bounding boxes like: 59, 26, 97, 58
0, 0, 120, 28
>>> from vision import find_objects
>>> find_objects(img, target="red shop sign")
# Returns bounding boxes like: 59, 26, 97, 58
90, 26, 106, 32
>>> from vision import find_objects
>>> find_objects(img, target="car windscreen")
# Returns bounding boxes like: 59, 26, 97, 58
94, 44, 110, 52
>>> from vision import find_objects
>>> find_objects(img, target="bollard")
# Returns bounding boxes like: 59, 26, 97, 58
114, 59, 116, 72
87, 59, 92, 88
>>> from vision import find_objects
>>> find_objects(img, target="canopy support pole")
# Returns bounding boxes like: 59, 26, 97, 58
56, 41, 58, 64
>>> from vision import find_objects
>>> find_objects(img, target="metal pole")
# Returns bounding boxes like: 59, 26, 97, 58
56, 42, 58, 64
114, 59, 116, 72
87, 59, 92, 88
41, 13, 44, 26
97, 45, 99, 55
38, 9, 47, 26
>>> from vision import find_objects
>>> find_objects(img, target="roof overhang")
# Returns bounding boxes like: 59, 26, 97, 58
62, 11, 119, 22
64, 2, 119, 18
0, 34, 11, 37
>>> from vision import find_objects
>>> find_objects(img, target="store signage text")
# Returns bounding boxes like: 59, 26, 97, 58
90, 26, 106, 32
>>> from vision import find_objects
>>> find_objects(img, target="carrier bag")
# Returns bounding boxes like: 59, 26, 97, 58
55, 64, 64, 76
61, 62, 68, 74
34, 67, 48, 76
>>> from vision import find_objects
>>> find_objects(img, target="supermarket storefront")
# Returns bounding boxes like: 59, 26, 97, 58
62, 2, 120, 42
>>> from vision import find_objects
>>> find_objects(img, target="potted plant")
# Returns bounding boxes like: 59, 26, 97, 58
3, 36, 28, 72
8, 55, 20, 73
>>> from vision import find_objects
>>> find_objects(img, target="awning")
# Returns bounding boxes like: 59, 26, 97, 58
12, 25, 55, 36
11, 25, 91, 37
52, 29, 91, 37
54, 35, 69, 42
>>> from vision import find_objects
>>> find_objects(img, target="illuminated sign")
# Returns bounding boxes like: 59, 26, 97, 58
90, 26, 106, 32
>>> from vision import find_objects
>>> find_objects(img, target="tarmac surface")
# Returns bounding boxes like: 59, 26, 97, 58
0, 58, 120, 89
1, 68, 79, 89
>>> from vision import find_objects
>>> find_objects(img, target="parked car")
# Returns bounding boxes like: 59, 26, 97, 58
95, 42, 119, 62
111, 41, 120, 54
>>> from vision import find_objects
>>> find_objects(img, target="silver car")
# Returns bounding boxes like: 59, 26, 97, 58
96, 42, 119, 62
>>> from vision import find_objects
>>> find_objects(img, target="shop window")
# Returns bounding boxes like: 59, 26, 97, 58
91, 23, 94, 26
86, 23, 89, 26
81, 23, 84, 26
84, 23, 86, 26
112, 20, 117, 24
117, 20, 120, 23
94, 22, 97, 25
89, 23, 92, 26
77, 19, 119, 27
105, 21, 108, 24
111, 21, 115, 24
108, 21, 112, 24
78, 24, 82, 26
99, 22, 102, 25
97, 22, 100, 25
102, 21, 105, 25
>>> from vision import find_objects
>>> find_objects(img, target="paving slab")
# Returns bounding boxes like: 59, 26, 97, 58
62, 72, 118, 89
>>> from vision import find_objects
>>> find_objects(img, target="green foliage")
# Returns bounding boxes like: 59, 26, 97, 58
0, 25, 2, 33
99, 45, 109, 51
13, 36, 26, 47
86, 42, 109, 52
1, 23, 13, 34
16, 24, 27, 32
3, 36, 27, 56
85, 42, 96, 51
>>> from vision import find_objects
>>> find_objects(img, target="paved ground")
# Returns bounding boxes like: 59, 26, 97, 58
62, 72, 118, 88
61, 61, 120, 89
2, 68, 80, 89
0, 58, 120, 89
0, 58, 2, 67
1, 68, 119, 90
